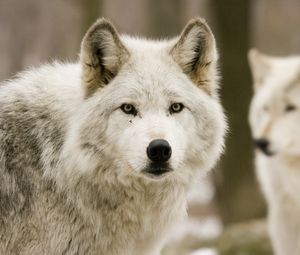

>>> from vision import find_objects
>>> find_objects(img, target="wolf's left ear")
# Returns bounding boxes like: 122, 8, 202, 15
170, 18, 218, 95
80, 18, 129, 97
248, 49, 272, 91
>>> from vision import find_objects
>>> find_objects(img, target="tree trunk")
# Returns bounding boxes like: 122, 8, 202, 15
79, 0, 102, 34
211, 0, 266, 224
146, 0, 181, 37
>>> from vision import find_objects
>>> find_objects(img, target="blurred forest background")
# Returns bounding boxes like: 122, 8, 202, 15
1, 0, 300, 254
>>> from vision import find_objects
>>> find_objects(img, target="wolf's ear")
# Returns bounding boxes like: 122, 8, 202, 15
80, 18, 129, 97
170, 18, 218, 95
248, 49, 272, 91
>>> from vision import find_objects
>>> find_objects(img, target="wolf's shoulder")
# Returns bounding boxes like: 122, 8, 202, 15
0, 61, 83, 146
0, 61, 83, 152
0, 62, 84, 218
0, 61, 83, 101
0, 62, 83, 140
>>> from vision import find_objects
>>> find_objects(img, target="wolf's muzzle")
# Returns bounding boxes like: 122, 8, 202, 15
254, 138, 274, 156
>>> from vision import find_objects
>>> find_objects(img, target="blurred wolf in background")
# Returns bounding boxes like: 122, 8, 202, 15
248, 49, 300, 255
0, 18, 226, 255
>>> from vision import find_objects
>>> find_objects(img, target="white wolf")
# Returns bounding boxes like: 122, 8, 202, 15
0, 18, 226, 255
248, 49, 300, 255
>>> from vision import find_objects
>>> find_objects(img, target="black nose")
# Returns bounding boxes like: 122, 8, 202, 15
254, 138, 274, 156
254, 138, 270, 152
254, 138, 269, 151
147, 139, 172, 163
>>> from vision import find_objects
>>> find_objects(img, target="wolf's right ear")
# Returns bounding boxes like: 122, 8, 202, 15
170, 18, 218, 95
80, 18, 129, 97
248, 49, 272, 90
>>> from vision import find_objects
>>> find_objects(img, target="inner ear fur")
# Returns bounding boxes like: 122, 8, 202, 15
80, 18, 129, 97
170, 18, 218, 95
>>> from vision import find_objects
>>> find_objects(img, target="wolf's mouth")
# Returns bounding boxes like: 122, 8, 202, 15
262, 150, 275, 157
254, 139, 275, 157
256, 147, 275, 157
142, 163, 173, 178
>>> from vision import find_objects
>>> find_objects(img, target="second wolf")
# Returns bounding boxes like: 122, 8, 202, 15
249, 49, 300, 255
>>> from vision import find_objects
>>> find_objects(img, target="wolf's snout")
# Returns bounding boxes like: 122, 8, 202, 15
147, 139, 172, 163
254, 138, 274, 156
254, 138, 269, 150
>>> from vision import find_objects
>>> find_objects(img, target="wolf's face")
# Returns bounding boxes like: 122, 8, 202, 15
248, 49, 300, 157
63, 19, 226, 184
100, 56, 225, 182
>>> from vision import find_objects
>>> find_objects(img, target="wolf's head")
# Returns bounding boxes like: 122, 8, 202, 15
62, 18, 226, 185
248, 49, 300, 157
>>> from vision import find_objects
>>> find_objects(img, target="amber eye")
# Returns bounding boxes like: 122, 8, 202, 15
120, 104, 137, 116
169, 103, 184, 114
285, 104, 296, 113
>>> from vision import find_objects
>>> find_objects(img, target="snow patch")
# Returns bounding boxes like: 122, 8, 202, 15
189, 248, 218, 255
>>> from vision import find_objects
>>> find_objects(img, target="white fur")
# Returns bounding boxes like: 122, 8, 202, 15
0, 18, 226, 255
248, 49, 300, 255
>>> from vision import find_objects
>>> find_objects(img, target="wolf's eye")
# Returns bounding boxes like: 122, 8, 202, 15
170, 103, 184, 114
120, 104, 137, 116
285, 104, 296, 113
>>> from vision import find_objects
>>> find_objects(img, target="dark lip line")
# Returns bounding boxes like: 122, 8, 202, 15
141, 164, 174, 178
141, 169, 173, 178
255, 148, 276, 157
264, 151, 275, 157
